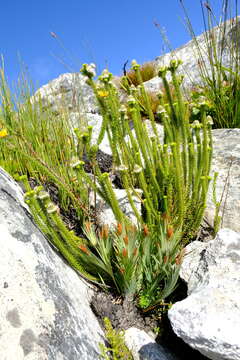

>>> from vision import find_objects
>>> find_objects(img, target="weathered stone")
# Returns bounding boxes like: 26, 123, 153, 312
179, 241, 208, 285
207, 128, 240, 233
90, 188, 143, 228
146, 17, 240, 92
69, 111, 111, 155
34, 72, 99, 114
125, 328, 177, 360
168, 228, 240, 360
0, 167, 104, 359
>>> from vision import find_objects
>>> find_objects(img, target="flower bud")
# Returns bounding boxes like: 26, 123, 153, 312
46, 202, 59, 214
80, 63, 96, 78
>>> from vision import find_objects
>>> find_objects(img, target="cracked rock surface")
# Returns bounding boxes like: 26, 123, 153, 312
0, 167, 104, 360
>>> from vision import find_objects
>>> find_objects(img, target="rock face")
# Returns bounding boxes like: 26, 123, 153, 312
34, 72, 98, 114
168, 228, 240, 360
149, 16, 240, 91
0, 167, 104, 359
124, 328, 177, 360
207, 129, 240, 233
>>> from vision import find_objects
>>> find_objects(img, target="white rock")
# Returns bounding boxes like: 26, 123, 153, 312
206, 129, 240, 233
90, 188, 143, 228
34, 72, 99, 114
0, 168, 104, 359
147, 17, 240, 91
69, 111, 112, 155
179, 241, 208, 285
125, 328, 177, 360
168, 228, 240, 360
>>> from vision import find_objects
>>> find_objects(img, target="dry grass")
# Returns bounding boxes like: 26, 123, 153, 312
124, 61, 157, 86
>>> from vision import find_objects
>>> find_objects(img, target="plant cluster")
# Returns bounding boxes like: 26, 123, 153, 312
180, 0, 240, 128
83, 60, 213, 239
0, 58, 213, 311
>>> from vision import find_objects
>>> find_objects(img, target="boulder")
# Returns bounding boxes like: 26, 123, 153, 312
69, 111, 111, 155
168, 228, 240, 360
145, 16, 240, 92
0, 167, 104, 359
207, 128, 240, 233
90, 188, 143, 228
124, 328, 177, 360
34, 72, 99, 114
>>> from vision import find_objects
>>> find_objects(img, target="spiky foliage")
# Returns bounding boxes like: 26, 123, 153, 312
0, 68, 94, 223
0, 57, 213, 312
21, 178, 183, 307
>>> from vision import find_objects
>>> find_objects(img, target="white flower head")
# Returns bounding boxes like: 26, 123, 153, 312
115, 165, 128, 172
46, 202, 59, 214
206, 115, 214, 125
133, 164, 143, 173
37, 190, 50, 201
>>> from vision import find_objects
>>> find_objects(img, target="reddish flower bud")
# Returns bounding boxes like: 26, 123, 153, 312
161, 212, 171, 222
175, 248, 186, 265
123, 235, 128, 245
85, 222, 92, 233
122, 248, 128, 257
167, 227, 174, 239
79, 244, 89, 255
133, 248, 138, 256
143, 224, 149, 237
99, 225, 109, 240
116, 223, 123, 235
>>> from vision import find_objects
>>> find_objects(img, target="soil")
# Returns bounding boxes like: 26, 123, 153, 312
26, 148, 211, 360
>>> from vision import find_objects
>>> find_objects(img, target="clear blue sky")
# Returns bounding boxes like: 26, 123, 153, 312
0, 0, 225, 91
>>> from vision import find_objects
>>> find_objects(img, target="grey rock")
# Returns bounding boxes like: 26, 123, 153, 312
0, 167, 104, 360
69, 111, 111, 155
168, 228, 240, 360
90, 188, 143, 228
125, 328, 177, 360
145, 17, 240, 92
34, 72, 99, 114
179, 241, 208, 286
206, 128, 240, 233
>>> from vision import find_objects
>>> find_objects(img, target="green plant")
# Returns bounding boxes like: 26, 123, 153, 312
99, 317, 133, 360
83, 221, 182, 307
0, 57, 213, 312
81, 59, 213, 242
18, 182, 183, 307
180, 0, 240, 128
131, 86, 176, 121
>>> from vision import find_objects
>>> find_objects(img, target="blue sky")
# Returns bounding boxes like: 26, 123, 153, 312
0, 0, 225, 91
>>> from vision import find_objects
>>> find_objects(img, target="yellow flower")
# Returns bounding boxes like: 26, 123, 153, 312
0, 128, 8, 138
97, 90, 109, 97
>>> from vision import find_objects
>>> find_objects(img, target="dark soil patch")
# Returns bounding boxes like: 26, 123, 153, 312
91, 292, 158, 332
